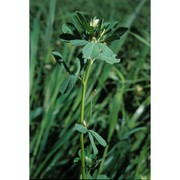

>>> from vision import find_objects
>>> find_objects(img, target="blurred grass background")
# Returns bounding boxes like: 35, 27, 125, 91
30, 0, 150, 179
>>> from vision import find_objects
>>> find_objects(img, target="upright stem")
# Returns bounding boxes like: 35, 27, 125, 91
80, 59, 93, 179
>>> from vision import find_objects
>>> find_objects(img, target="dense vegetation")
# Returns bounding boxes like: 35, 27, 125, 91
30, 0, 150, 179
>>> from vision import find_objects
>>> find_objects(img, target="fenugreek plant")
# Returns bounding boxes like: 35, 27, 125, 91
52, 11, 128, 179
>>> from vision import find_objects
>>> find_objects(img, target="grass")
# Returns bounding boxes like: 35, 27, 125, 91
30, 0, 150, 179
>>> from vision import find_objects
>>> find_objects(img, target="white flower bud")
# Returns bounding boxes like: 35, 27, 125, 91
93, 19, 99, 27
90, 18, 99, 28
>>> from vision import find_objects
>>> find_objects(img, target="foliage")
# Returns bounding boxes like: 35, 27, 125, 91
30, 0, 150, 179
52, 11, 128, 95
54, 12, 128, 179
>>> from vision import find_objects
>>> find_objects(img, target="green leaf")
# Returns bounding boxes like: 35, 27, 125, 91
52, 50, 71, 73
82, 42, 120, 64
97, 43, 113, 56
59, 74, 77, 94
77, 53, 87, 71
104, 27, 128, 42
75, 123, 87, 134
89, 130, 106, 147
88, 132, 98, 154
97, 175, 110, 179
115, 27, 129, 37
78, 149, 81, 158
63, 22, 81, 38
73, 157, 80, 164
110, 21, 118, 29
75, 58, 81, 75
103, 21, 118, 37
82, 42, 99, 59
102, 22, 110, 29
59, 33, 78, 41
76, 11, 89, 31
69, 40, 88, 46
104, 33, 119, 42
98, 53, 120, 65
97, 43, 120, 64
52, 50, 63, 63
62, 24, 72, 34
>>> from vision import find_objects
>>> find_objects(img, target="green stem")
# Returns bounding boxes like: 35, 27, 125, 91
80, 59, 93, 179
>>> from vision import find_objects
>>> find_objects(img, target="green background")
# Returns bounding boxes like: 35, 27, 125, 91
30, 0, 150, 179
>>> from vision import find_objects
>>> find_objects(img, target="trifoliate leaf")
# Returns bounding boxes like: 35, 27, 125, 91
89, 130, 106, 147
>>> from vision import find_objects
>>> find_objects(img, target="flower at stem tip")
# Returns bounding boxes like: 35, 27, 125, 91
90, 18, 99, 28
